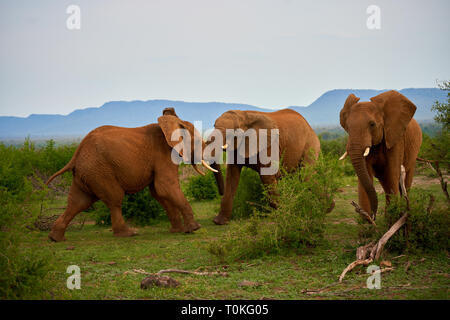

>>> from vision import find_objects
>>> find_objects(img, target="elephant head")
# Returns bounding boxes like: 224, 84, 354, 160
203, 110, 278, 191
157, 108, 213, 179
210, 110, 277, 157
339, 90, 417, 216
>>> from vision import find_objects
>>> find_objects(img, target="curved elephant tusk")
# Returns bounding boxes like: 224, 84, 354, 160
363, 147, 370, 157
339, 151, 348, 160
201, 160, 218, 173
222, 143, 228, 150
192, 164, 206, 176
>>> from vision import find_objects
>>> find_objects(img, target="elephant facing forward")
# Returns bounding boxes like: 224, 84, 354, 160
204, 109, 321, 225
339, 90, 422, 217
46, 108, 216, 241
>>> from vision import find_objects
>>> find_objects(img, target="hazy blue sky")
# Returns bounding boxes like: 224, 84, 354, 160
0, 0, 449, 116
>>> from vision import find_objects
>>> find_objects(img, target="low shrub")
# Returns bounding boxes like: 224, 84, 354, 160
381, 189, 449, 253
318, 136, 354, 176
184, 171, 219, 201
319, 135, 347, 157
94, 189, 166, 226
358, 188, 449, 254
0, 187, 53, 299
0, 139, 75, 195
232, 167, 268, 219
208, 154, 342, 261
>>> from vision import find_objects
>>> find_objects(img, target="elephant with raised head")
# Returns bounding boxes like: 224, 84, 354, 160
204, 109, 320, 225
46, 108, 212, 241
339, 90, 422, 217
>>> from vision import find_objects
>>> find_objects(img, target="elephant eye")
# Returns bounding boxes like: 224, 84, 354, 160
369, 121, 376, 128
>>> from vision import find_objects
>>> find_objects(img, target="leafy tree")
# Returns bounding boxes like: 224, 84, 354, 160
431, 80, 450, 130
419, 81, 450, 172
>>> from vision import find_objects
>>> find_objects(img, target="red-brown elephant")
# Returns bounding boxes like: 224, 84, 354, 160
46, 108, 217, 241
204, 109, 321, 225
339, 90, 422, 218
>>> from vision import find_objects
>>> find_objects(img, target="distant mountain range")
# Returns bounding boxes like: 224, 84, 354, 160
0, 88, 446, 140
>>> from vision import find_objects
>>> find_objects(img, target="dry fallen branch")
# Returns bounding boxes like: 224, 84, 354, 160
339, 258, 373, 282
302, 282, 340, 295
351, 201, 377, 226
156, 268, 228, 277
373, 212, 408, 261
372, 267, 394, 275
305, 284, 366, 297
340, 211, 408, 282
356, 241, 375, 260
340, 168, 410, 282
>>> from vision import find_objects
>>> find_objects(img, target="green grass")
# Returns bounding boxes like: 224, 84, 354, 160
15, 175, 449, 300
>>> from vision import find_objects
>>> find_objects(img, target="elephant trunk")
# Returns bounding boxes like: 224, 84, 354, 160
348, 144, 378, 216
203, 137, 225, 196
211, 163, 224, 196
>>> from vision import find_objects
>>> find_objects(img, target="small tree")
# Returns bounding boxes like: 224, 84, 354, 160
419, 81, 450, 173
431, 80, 450, 131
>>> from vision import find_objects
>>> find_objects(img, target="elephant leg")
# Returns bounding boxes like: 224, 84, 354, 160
358, 179, 372, 216
260, 174, 278, 208
95, 180, 137, 237
214, 164, 242, 225
403, 155, 417, 192
108, 205, 137, 237
404, 167, 415, 191
154, 174, 200, 233
149, 185, 184, 233
49, 182, 96, 242
379, 166, 401, 215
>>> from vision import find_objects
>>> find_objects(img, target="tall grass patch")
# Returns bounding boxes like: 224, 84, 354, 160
208, 155, 342, 261
231, 167, 268, 219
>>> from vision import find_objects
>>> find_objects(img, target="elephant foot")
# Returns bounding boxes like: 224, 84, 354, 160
48, 229, 66, 242
113, 227, 138, 238
213, 215, 229, 225
184, 221, 201, 233
170, 226, 185, 233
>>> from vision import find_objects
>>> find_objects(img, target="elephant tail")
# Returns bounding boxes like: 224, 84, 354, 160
45, 162, 74, 186
45, 146, 81, 185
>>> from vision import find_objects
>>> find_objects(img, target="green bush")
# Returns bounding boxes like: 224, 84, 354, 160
0, 139, 76, 195
94, 189, 166, 226
419, 132, 450, 173
318, 135, 354, 176
419, 80, 450, 172
232, 167, 268, 219
184, 171, 219, 201
319, 135, 347, 157
0, 187, 53, 299
380, 189, 449, 253
208, 155, 342, 261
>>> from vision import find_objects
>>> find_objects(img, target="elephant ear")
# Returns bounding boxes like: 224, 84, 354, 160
370, 90, 416, 149
340, 94, 360, 130
157, 115, 187, 154
241, 111, 278, 159
162, 107, 178, 117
